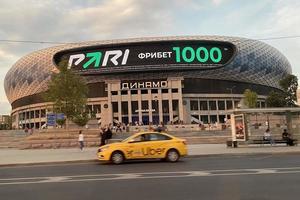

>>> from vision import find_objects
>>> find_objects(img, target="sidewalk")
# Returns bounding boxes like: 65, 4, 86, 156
1, 144, 300, 166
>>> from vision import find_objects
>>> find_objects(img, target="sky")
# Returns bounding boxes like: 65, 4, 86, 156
0, 0, 300, 114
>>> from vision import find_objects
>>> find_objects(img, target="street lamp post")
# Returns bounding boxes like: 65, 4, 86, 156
226, 86, 236, 108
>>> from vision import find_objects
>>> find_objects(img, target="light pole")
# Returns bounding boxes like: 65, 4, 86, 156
226, 86, 236, 109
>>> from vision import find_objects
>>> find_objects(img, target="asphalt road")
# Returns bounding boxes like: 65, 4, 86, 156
1, 154, 300, 200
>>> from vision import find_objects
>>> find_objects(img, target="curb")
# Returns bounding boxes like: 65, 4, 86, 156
1, 151, 300, 167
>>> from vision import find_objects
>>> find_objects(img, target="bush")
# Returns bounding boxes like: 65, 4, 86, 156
72, 113, 89, 127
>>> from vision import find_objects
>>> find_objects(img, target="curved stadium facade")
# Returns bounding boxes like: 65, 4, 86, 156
4, 36, 292, 129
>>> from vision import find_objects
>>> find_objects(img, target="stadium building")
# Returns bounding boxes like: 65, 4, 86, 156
4, 36, 292, 129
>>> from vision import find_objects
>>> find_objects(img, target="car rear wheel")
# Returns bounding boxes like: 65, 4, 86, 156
111, 151, 124, 164
166, 149, 180, 162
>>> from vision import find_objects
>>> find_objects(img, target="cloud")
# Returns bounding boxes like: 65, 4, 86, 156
0, 101, 11, 114
1, 0, 300, 114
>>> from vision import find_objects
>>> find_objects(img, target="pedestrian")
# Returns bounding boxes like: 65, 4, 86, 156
100, 127, 106, 146
282, 129, 295, 146
28, 128, 33, 135
78, 130, 84, 151
105, 125, 113, 144
263, 128, 274, 145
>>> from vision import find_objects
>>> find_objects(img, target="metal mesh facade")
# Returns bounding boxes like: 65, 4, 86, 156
4, 36, 292, 107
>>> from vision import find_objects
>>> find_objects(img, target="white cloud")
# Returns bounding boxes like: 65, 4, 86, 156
0, 0, 300, 114
0, 101, 11, 114
212, 0, 226, 6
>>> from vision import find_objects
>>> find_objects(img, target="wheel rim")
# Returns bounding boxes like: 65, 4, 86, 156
112, 153, 123, 164
168, 151, 179, 162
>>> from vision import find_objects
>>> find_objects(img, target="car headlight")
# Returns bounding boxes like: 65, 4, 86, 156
98, 146, 110, 152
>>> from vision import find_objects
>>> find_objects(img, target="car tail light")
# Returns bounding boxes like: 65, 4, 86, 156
182, 140, 187, 145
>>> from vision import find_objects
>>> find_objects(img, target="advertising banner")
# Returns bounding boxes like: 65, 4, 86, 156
54, 40, 236, 75
233, 114, 246, 141
47, 113, 65, 126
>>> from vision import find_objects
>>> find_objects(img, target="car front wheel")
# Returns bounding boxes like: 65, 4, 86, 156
166, 149, 180, 162
111, 151, 124, 164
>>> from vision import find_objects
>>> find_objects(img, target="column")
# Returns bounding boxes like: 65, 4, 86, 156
148, 98, 153, 124
138, 90, 142, 124
107, 83, 113, 124
178, 87, 184, 122
158, 89, 163, 124
118, 91, 122, 123
128, 91, 132, 124
168, 88, 173, 123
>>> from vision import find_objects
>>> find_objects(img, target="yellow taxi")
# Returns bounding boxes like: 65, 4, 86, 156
97, 131, 187, 164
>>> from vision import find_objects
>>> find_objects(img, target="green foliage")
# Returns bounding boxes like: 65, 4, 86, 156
56, 118, 66, 126
243, 89, 258, 108
72, 113, 89, 127
266, 90, 286, 107
279, 74, 298, 107
44, 60, 88, 120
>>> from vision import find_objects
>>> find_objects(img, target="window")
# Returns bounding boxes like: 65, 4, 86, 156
111, 91, 118, 95
131, 101, 138, 114
200, 115, 209, 124
218, 101, 225, 110
209, 101, 217, 110
142, 101, 148, 110
94, 105, 101, 113
210, 115, 218, 123
191, 115, 199, 124
148, 133, 171, 141
172, 88, 178, 93
131, 90, 138, 95
121, 102, 128, 115
41, 109, 46, 118
172, 100, 179, 112
162, 100, 169, 113
200, 101, 208, 110
162, 89, 168, 93
141, 90, 148, 94
226, 100, 233, 110
121, 90, 128, 95
151, 89, 158, 94
112, 102, 118, 113
152, 100, 159, 114
130, 134, 150, 142
190, 100, 199, 111
35, 110, 40, 118
219, 115, 226, 123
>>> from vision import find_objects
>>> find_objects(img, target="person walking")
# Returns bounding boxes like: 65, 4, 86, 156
100, 127, 106, 146
78, 130, 84, 151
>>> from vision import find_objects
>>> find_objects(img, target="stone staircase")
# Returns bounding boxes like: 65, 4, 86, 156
18, 129, 232, 149
0, 130, 27, 148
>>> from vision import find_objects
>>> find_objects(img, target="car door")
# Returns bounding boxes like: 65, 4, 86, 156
141, 133, 171, 159
125, 134, 150, 159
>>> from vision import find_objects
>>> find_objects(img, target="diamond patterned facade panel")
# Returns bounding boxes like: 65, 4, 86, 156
4, 36, 292, 104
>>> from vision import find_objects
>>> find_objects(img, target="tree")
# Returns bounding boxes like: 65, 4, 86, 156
44, 60, 88, 127
72, 113, 89, 127
243, 89, 258, 108
266, 90, 286, 107
56, 119, 66, 127
279, 74, 298, 107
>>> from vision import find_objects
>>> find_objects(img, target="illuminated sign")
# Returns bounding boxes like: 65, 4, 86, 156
54, 40, 236, 74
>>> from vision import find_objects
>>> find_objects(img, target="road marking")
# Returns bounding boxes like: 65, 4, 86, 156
1, 166, 300, 186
